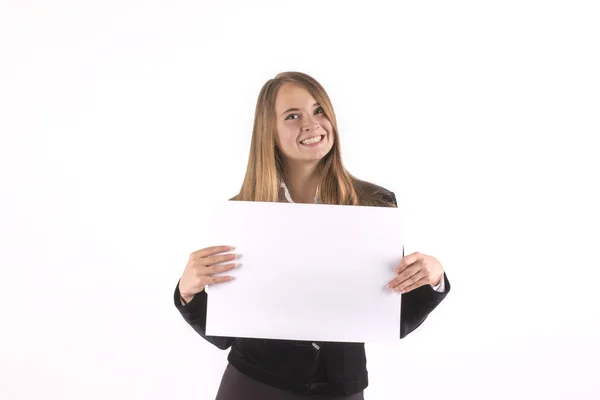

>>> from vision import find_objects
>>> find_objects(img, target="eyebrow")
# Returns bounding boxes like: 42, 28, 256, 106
281, 103, 320, 116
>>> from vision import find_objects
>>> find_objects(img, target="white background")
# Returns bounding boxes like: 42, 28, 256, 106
1, 1, 599, 399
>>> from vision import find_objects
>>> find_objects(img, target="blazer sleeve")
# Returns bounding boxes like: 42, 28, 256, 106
173, 280, 235, 350
400, 265, 451, 338
388, 192, 451, 338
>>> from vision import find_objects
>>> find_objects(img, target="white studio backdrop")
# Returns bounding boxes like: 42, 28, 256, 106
1, 1, 599, 399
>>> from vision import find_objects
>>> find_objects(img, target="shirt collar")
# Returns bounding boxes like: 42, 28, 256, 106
279, 180, 320, 204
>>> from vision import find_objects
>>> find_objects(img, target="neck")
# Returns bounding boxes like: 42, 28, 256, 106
282, 161, 322, 204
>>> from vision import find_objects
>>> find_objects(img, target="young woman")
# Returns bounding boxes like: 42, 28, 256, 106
174, 72, 451, 399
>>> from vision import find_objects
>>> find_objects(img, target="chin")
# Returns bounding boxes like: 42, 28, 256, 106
308, 148, 333, 163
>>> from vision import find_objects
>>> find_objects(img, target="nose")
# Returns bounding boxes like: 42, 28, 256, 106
302, 116, 320, 132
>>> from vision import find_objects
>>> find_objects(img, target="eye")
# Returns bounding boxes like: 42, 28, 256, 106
315, 107, 324, 114
284, 113, 299, 120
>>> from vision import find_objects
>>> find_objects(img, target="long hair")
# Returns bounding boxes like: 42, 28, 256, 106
235, 71, 393, 207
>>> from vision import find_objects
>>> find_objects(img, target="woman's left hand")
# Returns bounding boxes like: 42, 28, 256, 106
387, 252, 444, 293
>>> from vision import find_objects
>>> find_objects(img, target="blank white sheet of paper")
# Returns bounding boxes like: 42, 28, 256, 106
203, 200, 404, 343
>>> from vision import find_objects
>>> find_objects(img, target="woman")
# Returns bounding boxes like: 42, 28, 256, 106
174, 72, 451, 399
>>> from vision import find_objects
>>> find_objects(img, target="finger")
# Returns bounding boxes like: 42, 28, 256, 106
395, 252, 423, 274
392, 271, 426, 293
397, 276, 428, 293
206, 275, 234, 285
191, 246, 233, 259
201, 262, 238, 275
199, 253, 238, 267
388, 264, 419, 288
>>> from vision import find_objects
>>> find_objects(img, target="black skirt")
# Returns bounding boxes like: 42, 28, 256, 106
215, 363, 365, 400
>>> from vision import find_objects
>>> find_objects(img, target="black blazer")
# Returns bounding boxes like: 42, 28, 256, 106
173, 182, 451, 396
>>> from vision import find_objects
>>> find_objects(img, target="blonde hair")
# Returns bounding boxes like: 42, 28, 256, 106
234, 71, 393, 207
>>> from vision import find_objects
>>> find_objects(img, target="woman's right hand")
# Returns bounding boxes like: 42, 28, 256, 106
178, 245, 238, 304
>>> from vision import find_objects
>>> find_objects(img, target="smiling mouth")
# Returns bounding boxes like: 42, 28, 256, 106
300, 134, 325, 145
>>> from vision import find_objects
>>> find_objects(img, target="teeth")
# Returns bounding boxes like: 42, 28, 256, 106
301, 135, 323, 145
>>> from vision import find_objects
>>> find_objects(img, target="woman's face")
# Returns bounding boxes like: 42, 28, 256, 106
274, 83, 334, 165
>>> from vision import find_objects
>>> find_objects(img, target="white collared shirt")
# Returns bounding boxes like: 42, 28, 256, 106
279, 180, 446, 293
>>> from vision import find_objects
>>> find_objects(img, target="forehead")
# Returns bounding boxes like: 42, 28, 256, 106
275, 83, 316, 111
